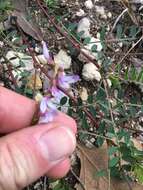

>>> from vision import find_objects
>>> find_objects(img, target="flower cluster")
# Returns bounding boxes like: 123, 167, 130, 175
39, 41, 80, 123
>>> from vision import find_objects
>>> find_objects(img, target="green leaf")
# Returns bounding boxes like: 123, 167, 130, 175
106, 132, 116, 138
68, 23, 77, 31
134, 164, 143, 184
78, 109, 84, 118
129, 25, 139, 38
60, 96, 68, 105
116, 24, 123, 39
77, 97, 83, 106
137, 69, 143, 81
109, 157, 119, 168
96, 87, 106, 101
91, 44, 97, 52
82, 115, 89, 129
124, 67, 129, 80
124, 132, 131, 145
100, 26, 106, 41
96, 137, 104, 147
68, 108, 72, 117
108, 146, 118, 156
77, 31, 85, 38
89, 106, 96, 116
110, 167, 121, 178
130, 66, 137, 81
117, 129, 127, 140
83, 37, 91, 45
98, 121, 106, 133
69, 98, 73, 106
87, 95, 93, 104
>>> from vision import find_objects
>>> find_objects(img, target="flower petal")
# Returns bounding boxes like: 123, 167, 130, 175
51, 86, 64, 100
47, 99, 57, 110
40, 97, 47, 113
60, 75, 80, 84
39, 110, 57, 124
58, 75, 80, 89
42, 41, 50, 60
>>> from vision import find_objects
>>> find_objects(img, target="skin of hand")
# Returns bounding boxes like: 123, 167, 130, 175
0, 87, 77, 190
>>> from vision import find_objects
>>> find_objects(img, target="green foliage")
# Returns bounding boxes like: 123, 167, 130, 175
134, 165, 143, 184
109, 157, 120, 168
44, 0, 57, 8
60, 96, 68, 105
0, 0, 12, 22
0, 0, 12, 12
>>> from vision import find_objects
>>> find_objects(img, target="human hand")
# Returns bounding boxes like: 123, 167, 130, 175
0, 87, 77, 190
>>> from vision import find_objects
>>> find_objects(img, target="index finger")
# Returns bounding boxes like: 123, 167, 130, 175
0, 87, 77, 134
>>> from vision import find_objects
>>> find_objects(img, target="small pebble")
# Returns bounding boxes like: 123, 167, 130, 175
84, 0, 94, 9
76, 9, 85, 17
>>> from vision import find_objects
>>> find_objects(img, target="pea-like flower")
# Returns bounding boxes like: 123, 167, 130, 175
39, 97, 57, 123
58, 73, 80, 89
39, 41, 80, 124
50, 71, 80, 100
42, 41, 52, 63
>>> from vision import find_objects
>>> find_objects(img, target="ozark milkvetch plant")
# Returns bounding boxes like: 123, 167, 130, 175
39, 41, 80, 123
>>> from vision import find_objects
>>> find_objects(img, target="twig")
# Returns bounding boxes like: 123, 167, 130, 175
116, 34, 143, 66
36, 0, 100, 69
78, 130, 115, 141
2, 55, 18, 89
111, 8, 128, 32
70, 169, 86, 190
43, 176, 47, 190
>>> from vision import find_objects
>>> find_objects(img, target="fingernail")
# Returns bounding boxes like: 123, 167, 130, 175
38, 126, 76, 162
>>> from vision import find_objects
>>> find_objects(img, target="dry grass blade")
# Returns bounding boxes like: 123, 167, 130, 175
120, 0, 138, 25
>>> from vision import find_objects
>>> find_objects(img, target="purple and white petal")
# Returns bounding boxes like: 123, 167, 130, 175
51, 86, 64, 100
40, 97, 47, 113
42, 41, 50, 60
39, 110, 57, 124
58, 80, 70, 89
59, 75, 80, 84
47, 99, 57, 110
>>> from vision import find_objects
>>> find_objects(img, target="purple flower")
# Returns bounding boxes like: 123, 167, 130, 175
58, 74, 80, 89
39, 97, 57, 123
50, 86, 64, 101
49, 72, 80, 103
42, 41, 52, 62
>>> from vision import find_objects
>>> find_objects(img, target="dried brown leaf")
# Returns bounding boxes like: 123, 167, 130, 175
76, 143, 111, 190
11, 0, 27, 13
11, 0, 43, 41
76, 143, 143, 190
27, 73, 42, 90
12, 10, 42, 41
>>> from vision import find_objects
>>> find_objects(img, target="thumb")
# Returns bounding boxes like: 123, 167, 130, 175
0, 123, 76, 190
